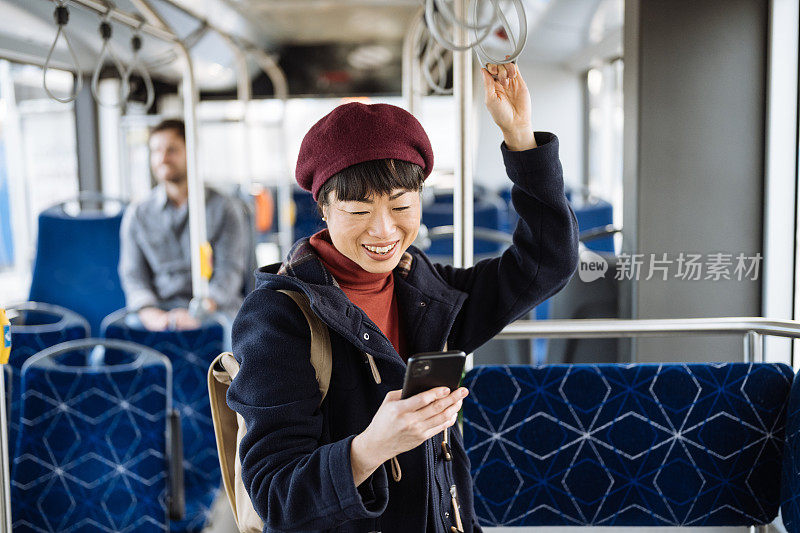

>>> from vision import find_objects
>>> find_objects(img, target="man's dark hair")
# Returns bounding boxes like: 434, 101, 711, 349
316, 158, 424, 216
150, 118, 185, 142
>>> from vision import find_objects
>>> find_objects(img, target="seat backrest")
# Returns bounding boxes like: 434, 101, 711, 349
572, 198, 614, 254
29, 200, 127, 335
462, 362, 793, 527
102, 312, 224, 532
292, 187, 325, 243
781, 372, 800, 533
423, 197, 509, 258
6, 302, 90, 461
11, 338, 172, 532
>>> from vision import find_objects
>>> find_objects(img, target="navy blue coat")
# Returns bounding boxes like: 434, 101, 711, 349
228, 132, 579, 532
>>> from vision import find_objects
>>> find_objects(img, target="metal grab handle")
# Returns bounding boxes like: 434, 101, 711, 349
52, 191, 127, 216
122, 32, 155, 110
21, 338, 169, 371
167, 409, 185, 521
91, 17, 129, 108
496, 317, 800, 340
43, 2, 83, 104
493, 316, 800, 364
6, 301, 91, 337
579, 224, 622, 243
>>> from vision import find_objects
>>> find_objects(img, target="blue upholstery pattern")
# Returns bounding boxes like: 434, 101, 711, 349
462, 363, 793, 527
102, 315, 224, 532
29, 202, 126, 336
6, 303, 90, 462
11, 339, 171, 532
781, 371, 800, 532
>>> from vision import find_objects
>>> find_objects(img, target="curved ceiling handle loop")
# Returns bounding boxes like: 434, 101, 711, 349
123, 33, 155, 109
91, 17, 130, 108
473, 0, 527, 66
43, 2, 84, 104
421, 33, 452, 95
425, 0, 494, 52
433, 0, 495, 32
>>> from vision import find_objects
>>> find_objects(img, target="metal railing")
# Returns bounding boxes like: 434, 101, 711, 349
496, 316, 800, 365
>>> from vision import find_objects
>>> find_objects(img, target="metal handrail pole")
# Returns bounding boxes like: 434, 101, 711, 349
453, 0, 473, 270
744, 332, 752, 363
496, 317, 800, 340
0, 369, 10, 531
249, 49, 293, 257
218, 33, 252, 188
67, 0, 179, 43
131, 0, 208, 302
402, 7, 425, 116
743, 330, 764, 364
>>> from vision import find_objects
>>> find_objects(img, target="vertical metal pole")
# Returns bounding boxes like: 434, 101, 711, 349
454, 0, 474, 373
220, 35, 252, 186
251, 50, 293, 258
402, 7, 424, 116
0, 369, 11, 531
744, 331, 763, 363
181, 47, 208, 301
453, 0, 474, 269
132, 0, 208, 301
74, 77, 102, 197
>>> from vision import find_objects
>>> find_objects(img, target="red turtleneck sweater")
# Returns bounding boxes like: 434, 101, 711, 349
309, 230, 405, 359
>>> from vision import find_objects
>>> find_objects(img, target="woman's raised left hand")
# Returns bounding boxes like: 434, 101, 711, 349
481, 60, 536, 151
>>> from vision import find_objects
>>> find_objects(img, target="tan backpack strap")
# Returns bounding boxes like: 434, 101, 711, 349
207, 352, 242, 526
390, 456, 402, 482
364, 353, 381, 384
278, 289, 333, 405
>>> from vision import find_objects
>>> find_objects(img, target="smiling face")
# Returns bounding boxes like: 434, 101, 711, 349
322, 188, 421, 273
317, 158, 424, 273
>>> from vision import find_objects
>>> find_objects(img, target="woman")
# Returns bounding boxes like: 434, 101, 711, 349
228, 63, 579, 532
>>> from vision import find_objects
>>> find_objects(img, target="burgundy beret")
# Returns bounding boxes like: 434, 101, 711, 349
296, 102, 434, 201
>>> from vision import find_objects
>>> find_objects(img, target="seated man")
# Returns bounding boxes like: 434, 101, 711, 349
119, 118, 248, 331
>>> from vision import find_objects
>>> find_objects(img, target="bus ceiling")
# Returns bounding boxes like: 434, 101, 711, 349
0, 0, 619, 97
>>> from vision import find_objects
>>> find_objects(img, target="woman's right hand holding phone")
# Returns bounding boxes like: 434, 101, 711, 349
350, 386, 469, 486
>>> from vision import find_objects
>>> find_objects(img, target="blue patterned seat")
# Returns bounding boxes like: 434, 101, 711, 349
5, 302, 90, 462
781, 371, 800, 532
102, 311, 225, 532
28, 197, 127, 336
10, 338, 174, 532
462, 363, 793, 527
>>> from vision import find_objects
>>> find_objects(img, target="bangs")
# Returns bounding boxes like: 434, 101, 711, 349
320, 159, 424, 204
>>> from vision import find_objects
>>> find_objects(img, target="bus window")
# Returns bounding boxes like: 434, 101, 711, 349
0, 60, 79, 303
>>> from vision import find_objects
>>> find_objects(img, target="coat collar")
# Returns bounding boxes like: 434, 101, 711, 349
257, 237, 466, 369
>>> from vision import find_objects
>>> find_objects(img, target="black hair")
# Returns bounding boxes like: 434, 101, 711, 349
317, 158, 424, 216
150, 118, 185, 142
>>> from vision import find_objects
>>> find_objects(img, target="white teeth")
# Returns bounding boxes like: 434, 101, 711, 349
363, 242, 397, 255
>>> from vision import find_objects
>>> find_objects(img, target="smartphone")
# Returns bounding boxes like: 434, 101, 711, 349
401, 350, 467, 399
